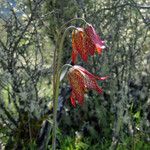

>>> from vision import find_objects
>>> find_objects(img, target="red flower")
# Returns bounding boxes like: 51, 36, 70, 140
68, 65, 107, 107
71, 24, 105, 64
84, 24, 105, 55
72, 28, 88, 63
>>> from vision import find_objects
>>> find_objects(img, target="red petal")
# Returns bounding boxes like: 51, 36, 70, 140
76, 66, 108, 81
95, 44, 102, 54
84, 34, 95, 56
75, 91, 84, 105
84, 75, 103, 94
72, 29, 88, 62
71, 50, 78, 64
70, 93, 76, 107
75, 66, 97, 79
85, 24, 105, 55
68, 68, 85, 106
95, 86, 103, 94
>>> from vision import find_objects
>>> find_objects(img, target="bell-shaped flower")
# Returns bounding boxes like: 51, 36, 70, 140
68, 65, 107, 106
84, 24, 105, 55
72, 28, 88, 63
71, 24, 105, 64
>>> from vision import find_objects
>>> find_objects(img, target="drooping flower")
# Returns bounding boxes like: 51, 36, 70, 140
84, 24, 105, 55
72, 28, 88, 63
71, 24, 105, 64
67, 65, 107, 107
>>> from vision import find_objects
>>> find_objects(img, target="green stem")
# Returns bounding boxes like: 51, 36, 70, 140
52, 26, 76, 150
60, 18, 88, 31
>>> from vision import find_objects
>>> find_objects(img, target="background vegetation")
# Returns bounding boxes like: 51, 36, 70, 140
0, 0, 149, 149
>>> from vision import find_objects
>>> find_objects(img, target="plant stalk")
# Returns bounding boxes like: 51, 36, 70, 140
52, 26, 76, 150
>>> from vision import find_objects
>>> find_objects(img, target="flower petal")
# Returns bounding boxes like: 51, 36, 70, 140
84, 34, 95, 56
72, 28, 88, 62
68, 68, 85, 106
85, 24, 105, 55
84, 78, 103, 94
95, 44, 102, 54
71, 49, 78, 64
70, 92, 76, 107
74, 66, 108, 81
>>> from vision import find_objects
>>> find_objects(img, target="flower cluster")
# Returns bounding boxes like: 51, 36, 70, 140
68, 23, 107, 106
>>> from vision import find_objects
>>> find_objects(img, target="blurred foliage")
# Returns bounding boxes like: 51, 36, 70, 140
0, 0, 150, 149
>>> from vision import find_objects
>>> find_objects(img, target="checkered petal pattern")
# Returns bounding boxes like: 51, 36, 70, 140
68, 65, 107, 106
